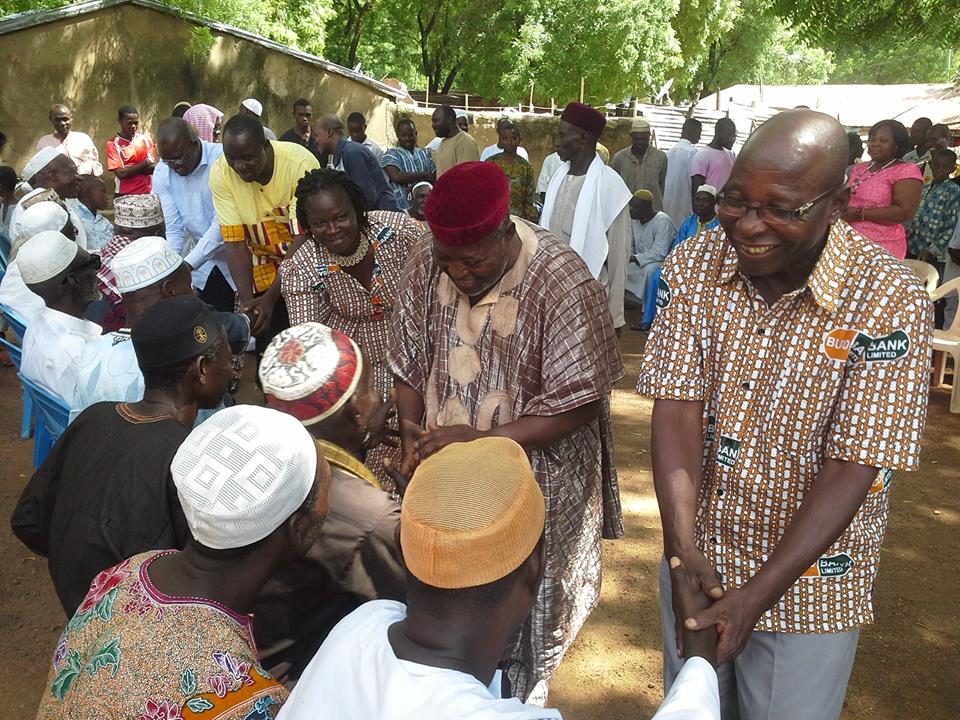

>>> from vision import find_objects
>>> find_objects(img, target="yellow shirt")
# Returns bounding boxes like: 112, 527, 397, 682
432, 131, 480, 177
210, 140, 320, 293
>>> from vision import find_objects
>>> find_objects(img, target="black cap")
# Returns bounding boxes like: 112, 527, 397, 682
132, 296, 223, 370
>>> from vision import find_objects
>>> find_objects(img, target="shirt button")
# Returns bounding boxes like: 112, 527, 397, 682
717, 488, 724, 497
758, 328, 766, 336
741, 381, 750, 390
711, 536, 719, 545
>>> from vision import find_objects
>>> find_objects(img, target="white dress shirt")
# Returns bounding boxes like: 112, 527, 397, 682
21, 305, 101, 399
153, 140, 235, 291
652, 657, 720, 719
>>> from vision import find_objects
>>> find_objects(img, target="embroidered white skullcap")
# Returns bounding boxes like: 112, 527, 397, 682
631, 117, 651, 132
260, 322, 363, 426
17, 230, 79, 284
110, 236, 184, 293
15, 201, 69, 246
114, 193, 164, 229
696, 184, 718, 198
241, 98, 263, 117
411, 181, 433, 194
22, 146, 65, 182
172, 405, 318, 550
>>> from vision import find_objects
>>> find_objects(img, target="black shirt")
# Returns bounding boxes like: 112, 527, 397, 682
279, 128, 326, 165
11, 402, 191, 616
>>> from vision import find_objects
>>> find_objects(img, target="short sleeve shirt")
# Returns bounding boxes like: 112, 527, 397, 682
105, 133, 156, 195
636, 222, 932, 633
210, 140, 321, 293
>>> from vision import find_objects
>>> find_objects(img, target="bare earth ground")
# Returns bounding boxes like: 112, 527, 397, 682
1, 318, 958, 717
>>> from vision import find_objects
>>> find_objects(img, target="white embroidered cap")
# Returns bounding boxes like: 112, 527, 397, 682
15, 201, 69, 246
172, 405, 319, 550
697, 184, 719, 198
22, 146, 65, 181
110, 236, 184, 293
17, 230, 79, 284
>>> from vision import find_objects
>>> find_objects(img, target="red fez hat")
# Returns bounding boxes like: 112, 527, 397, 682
560, 102, 606, 138
424, 161, 510, 246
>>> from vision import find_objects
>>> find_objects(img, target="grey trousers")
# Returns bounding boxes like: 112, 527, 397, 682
658, 558, 860, 720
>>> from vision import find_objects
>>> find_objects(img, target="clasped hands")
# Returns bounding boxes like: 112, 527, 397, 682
671, 549, 764, 667
382, 421, 483, 497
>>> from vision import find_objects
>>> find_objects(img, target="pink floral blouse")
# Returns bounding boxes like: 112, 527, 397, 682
847, 161, 923, 259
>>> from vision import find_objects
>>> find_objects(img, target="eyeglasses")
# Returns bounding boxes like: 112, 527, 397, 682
716, 185, 841, 225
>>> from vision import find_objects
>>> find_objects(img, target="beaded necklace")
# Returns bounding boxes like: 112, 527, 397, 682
313, 226, 394, 321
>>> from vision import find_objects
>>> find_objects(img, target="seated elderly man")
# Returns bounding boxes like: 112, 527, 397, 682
70, 236, 250, 421
13, 295, 234, 616
18, 230, 102, 398
34, 404, 330, 718
280, 439, 722, 719
256, 322, 404, 681
0, 199, 78, 323
9, 146, 88, 250
625, 188, 676, 317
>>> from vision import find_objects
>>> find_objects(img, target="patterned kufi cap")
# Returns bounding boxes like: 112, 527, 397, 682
631, 117, 651, 133
14, 200, 69, 251
110, 236, 183, 293
114, 193, 164, 229
696, 184, 718, 198
260, 322, 363, 427
172, 405, 319, 550
401, 437, 545, 589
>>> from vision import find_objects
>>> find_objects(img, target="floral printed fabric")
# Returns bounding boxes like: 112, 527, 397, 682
906, 180, 960, 261
36, 551, 287, 720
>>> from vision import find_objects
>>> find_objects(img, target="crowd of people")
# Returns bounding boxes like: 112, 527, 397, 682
0, 91, 947, 720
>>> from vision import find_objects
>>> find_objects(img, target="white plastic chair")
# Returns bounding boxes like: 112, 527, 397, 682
930, 276, 960, 413
902, 259, 940, 294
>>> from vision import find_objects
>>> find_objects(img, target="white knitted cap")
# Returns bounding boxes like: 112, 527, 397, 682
171, 405, 318, 550
17, 230, 79, 284
110, 236, 183, 293
241, 98, 263, 116
22, 146, 64, 181
15, 201, 69, 246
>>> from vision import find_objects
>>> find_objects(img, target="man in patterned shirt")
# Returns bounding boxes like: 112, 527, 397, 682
637, 110, 932, 720
388, 161, 623, 703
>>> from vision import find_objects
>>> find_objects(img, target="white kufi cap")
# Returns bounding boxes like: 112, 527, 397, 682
110, 236, 184, 293
15, 201, 69, 246
241, 98, 263, 117
172, 405, 318, 550
697, 184, 719, 198
22, 146, 65, 182
17, 230, 80, 284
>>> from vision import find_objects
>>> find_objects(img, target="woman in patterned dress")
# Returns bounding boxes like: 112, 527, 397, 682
280, 169, 422, 487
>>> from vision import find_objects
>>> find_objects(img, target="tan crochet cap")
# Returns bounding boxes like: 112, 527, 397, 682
400, 437, 545, 589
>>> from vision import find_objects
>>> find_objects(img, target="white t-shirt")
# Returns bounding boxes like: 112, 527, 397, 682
278, 600, 563, 720
481, 143, 529, 161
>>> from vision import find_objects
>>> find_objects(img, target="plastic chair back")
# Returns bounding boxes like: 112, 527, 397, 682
1, 334, 32, 438
931, 276, 960, 339
17, 373, 70, 468
902, 259, 939, 294
0, 304, 27, 342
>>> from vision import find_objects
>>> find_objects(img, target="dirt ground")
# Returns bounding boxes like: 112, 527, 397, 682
0, 316, 958, 717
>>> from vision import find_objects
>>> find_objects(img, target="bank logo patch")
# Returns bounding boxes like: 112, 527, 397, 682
655, 276, 672, 310
801, 553, 854, 578
822, 328, 859, 361
716, 435, 740, 469
823, 328, 910, 364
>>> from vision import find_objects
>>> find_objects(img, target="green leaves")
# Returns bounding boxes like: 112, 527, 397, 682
50, 649, 83, 701
179, 668, 198, 696
84, 638, 122, 678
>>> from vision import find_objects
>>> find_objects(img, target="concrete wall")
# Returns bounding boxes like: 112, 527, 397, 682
0, 4, 397, 179
396, 109, 639, 181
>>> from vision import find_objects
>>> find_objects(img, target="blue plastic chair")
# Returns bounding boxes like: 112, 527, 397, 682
1, 305, 32, 438
17, 373, 70, 468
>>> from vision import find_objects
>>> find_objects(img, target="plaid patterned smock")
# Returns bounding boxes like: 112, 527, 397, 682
387, 219, 624, 698
637, 221, 932, 634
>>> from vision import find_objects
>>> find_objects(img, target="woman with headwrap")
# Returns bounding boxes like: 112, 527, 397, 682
182, 103, 224, 143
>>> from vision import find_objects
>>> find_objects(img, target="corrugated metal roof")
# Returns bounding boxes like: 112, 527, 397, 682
0, 0, 406, 100
628, 104, 754, 151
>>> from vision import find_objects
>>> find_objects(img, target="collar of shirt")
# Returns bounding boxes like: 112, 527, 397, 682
717, 221, 851, 313
40, 305, 102, 338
